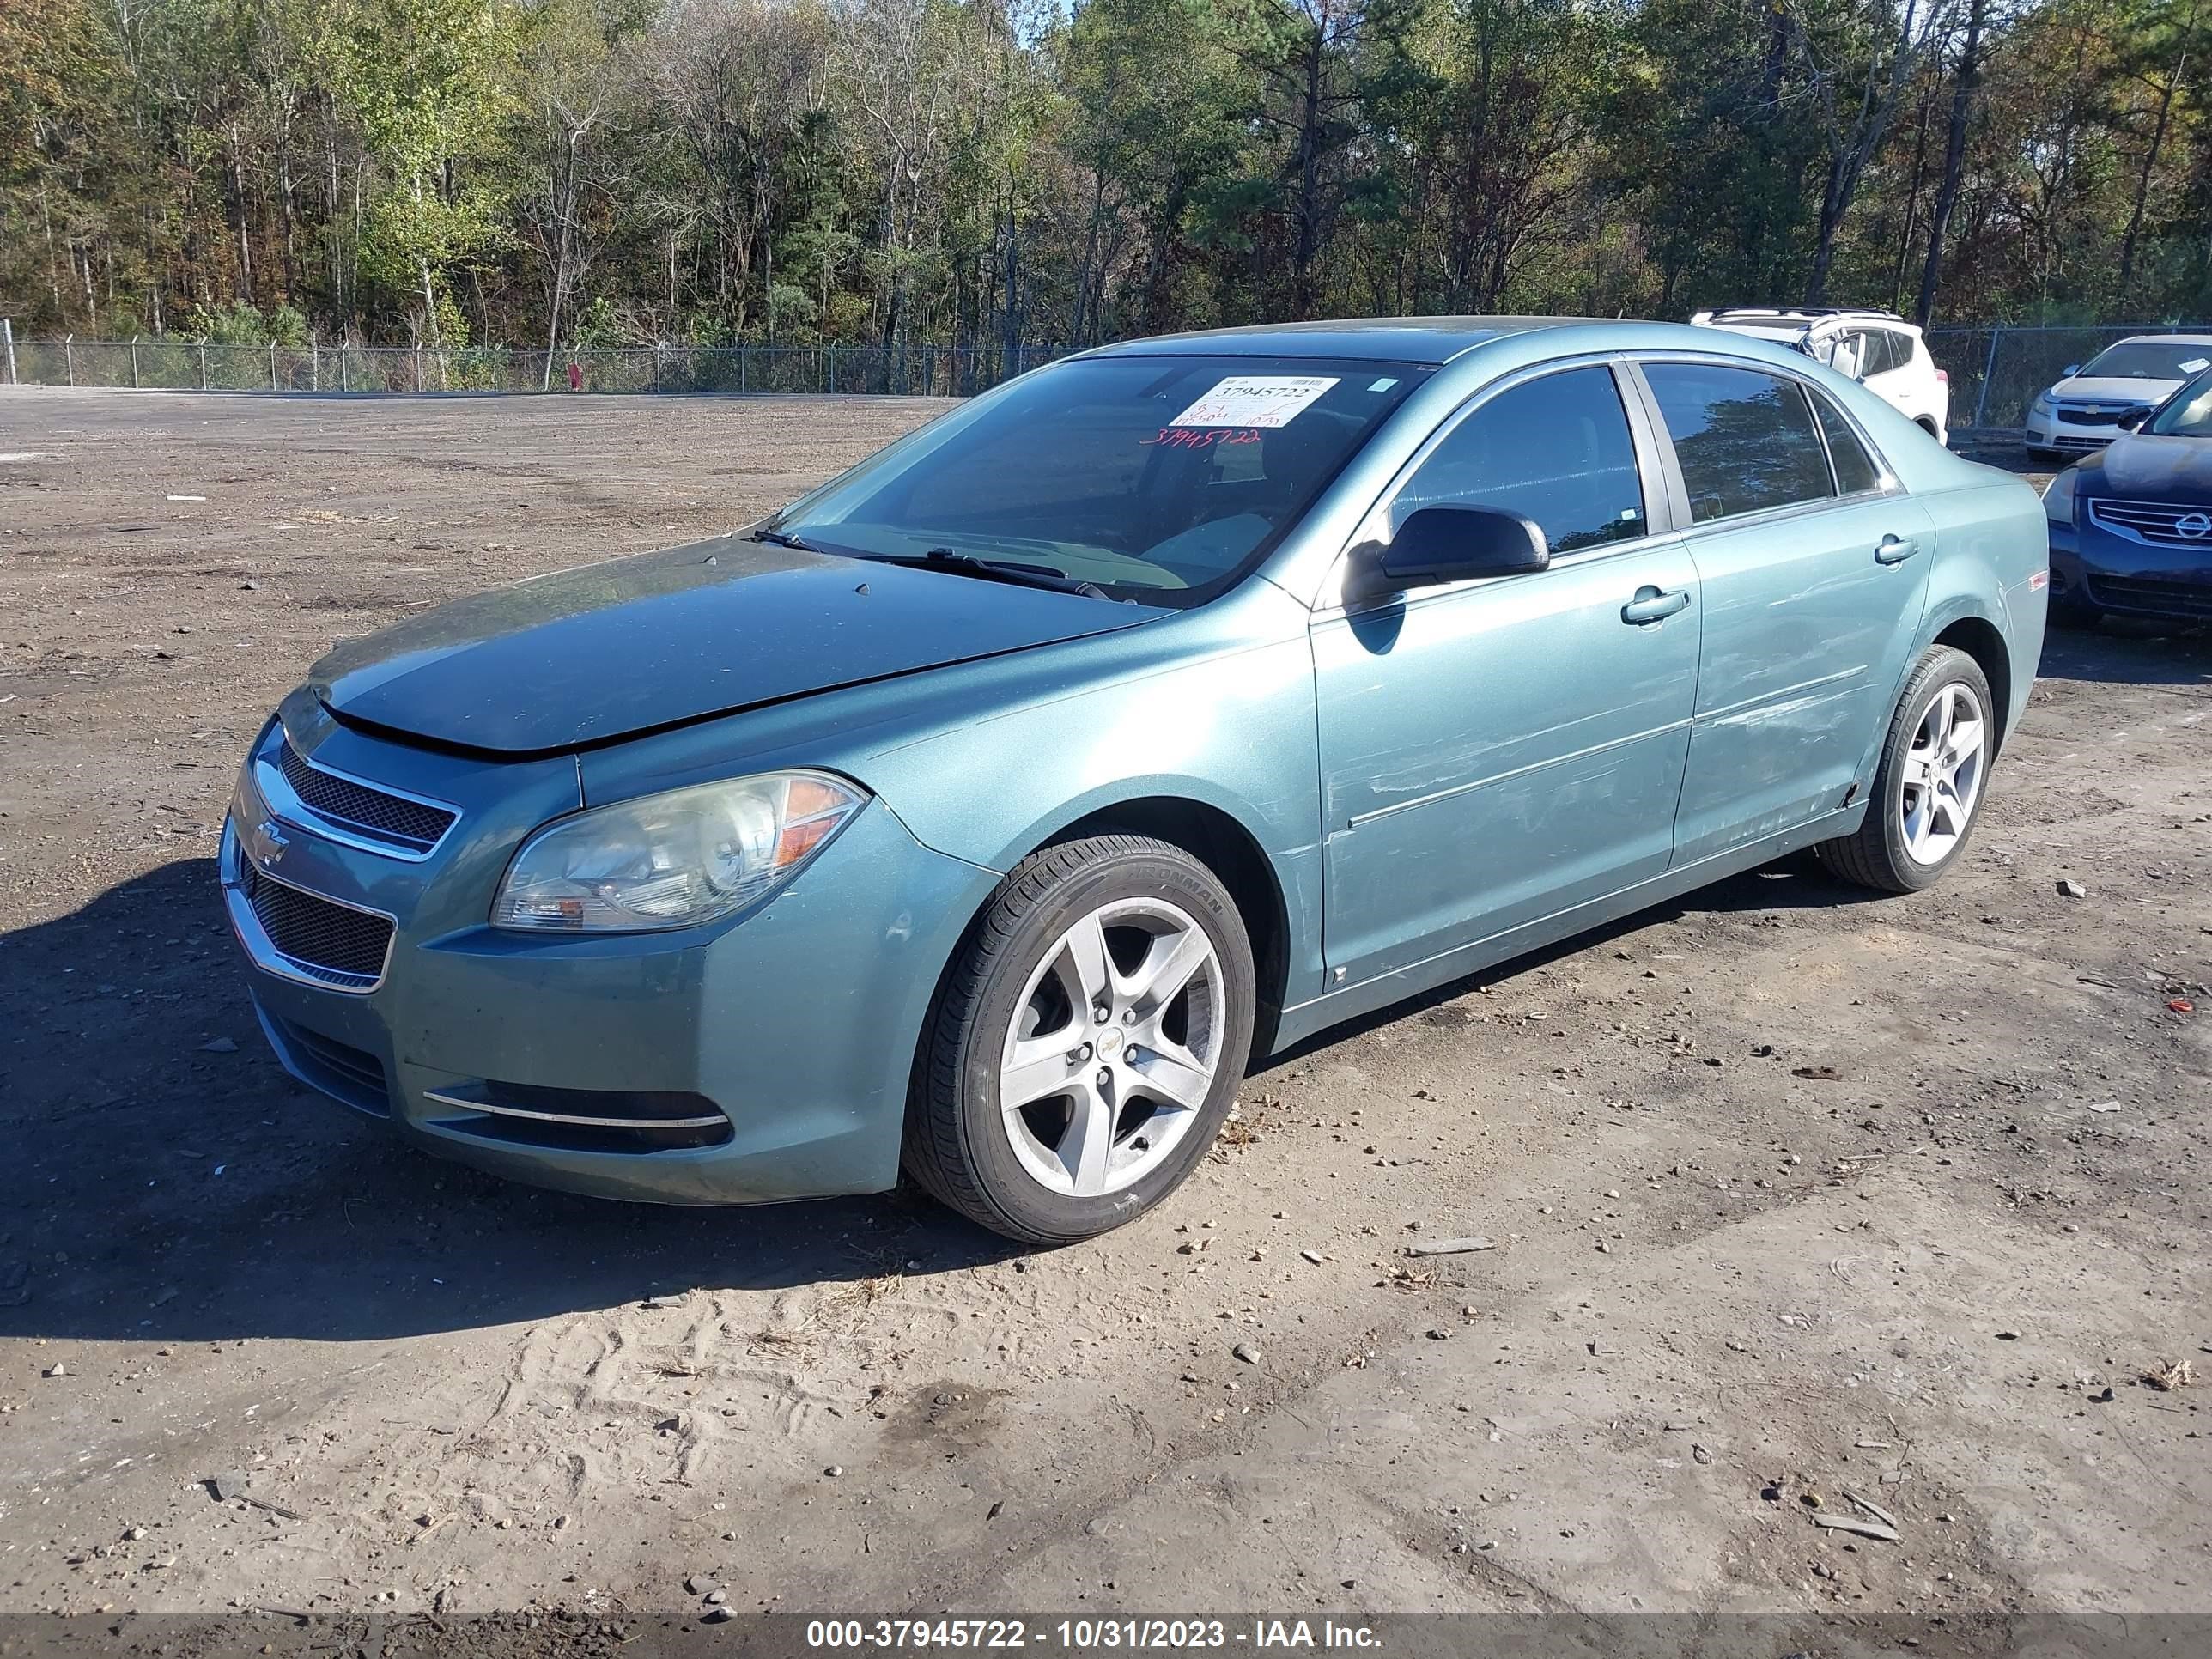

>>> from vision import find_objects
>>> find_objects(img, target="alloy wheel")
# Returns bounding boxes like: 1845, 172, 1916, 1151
1899, 681, 1986, 866
998, 897, 1224, 1197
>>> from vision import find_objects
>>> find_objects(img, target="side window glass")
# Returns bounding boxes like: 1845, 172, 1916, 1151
1872, 331, 1905, 375
1644, 363, 1837, 524
1390, 367, 1646, 554
1810, 392, 1882, 495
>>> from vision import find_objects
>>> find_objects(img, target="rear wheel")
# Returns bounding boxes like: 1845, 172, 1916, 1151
903, 835, 1255, 1245
1818, 646, 1994, 894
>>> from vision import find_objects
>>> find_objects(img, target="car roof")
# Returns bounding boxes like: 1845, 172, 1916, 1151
2109, 332, 2212, 347
1075, 317, 1614, 367
1692, 307, 1912, 330
1698, 321, 1810, 342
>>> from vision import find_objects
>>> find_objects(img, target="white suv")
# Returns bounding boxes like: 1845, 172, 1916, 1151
1690, 308, 1950, 445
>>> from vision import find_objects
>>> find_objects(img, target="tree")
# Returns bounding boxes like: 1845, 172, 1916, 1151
2116, 0, 2203, 304
2, 0, 2204, 350
344, 0, 518, 362
1797, 0, 1962, 304
1915, 0, 1990, 325
1212, 0, 1373, 318
512, 0, 639, 383
1366, 0, 1620, 313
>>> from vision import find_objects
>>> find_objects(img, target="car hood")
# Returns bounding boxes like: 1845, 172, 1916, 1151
2051, 374, 2184, 407
2075, 433, 2212, 501
310, 533, 1171, 755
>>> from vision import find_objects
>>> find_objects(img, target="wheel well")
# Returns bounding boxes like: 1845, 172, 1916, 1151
1933, 616, 2011, 750
1047, 799, 1290, 1055
1915, 416, 1941, 438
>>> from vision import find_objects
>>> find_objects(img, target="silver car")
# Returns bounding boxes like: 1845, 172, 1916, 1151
2027, 334, 2212, 462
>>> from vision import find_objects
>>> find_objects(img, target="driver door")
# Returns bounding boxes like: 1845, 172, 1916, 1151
1311, 363, 1702, 988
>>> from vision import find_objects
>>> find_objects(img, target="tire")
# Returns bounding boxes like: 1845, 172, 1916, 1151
903, 834, 1256, 1245
1817, 646, 1996, 895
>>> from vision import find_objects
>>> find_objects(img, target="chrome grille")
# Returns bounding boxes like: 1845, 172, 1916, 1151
276, 742, 457, 854
240, 862, 395, 988
2086, 499, 2212, 547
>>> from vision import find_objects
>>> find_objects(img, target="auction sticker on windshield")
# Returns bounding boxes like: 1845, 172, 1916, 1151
1170, 375, 1340, 428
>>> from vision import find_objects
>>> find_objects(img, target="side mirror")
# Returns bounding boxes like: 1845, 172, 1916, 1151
1371, 505, 1549, 592
2118, 405, 2154, 432
2061, 363, 2081, 377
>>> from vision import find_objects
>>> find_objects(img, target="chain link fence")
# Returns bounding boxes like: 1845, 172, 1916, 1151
7, 325, 2208, 426
0, 337, 1079, 398
1922, 324, 2211, 428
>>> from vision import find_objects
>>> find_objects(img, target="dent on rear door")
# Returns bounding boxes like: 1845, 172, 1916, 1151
1672, 495, 1936, 865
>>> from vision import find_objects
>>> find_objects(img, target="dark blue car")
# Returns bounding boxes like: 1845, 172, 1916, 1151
2045, 366, 2212, 627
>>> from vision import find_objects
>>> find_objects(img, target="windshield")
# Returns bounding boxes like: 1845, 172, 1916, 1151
769, 355, 1431, 605
2078, 340, 2212, 381
2146, 368, 2212, 437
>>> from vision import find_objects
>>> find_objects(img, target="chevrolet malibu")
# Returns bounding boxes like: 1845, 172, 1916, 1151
222, 319, 2046, 1244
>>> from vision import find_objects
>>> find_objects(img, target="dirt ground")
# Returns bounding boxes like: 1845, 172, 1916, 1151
2, 390, 2209, 1647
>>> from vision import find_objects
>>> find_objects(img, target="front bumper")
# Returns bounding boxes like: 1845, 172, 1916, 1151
2047, 517, 2212, 623
222, 715, 999, 1206
2025, 412, 2128, 456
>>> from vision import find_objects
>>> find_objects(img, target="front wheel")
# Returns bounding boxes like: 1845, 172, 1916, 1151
903, 835, 1256, 1245
1817, 646, 1995, 894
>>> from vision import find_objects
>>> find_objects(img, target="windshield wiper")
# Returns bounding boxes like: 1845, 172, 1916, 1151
893, 547, 1112, 599
748, 526, 816, 550
756, 530, 1115, 598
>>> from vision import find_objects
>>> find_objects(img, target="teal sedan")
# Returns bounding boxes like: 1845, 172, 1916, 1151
222, 319, 2046, 1244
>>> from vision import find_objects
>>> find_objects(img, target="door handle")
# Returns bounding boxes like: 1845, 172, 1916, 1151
1621, 586, 1691, 625
1875, 534, 1920, 564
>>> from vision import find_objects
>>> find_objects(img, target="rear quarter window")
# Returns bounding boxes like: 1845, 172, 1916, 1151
1809, 392, 1883, 495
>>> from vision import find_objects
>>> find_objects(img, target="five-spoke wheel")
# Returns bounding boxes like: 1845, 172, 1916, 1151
1897, 680, 1986, 867
999, 898, 1225, 1198
1819, 645, 1996, 893
904, 835, 1255, 1243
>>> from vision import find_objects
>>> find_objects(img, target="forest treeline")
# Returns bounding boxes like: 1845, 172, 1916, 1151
1, 0, 2202, 354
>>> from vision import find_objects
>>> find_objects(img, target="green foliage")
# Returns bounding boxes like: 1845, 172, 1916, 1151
569, 294, 647, 345
0, 0, 2201, 346
184, 301, 312, 345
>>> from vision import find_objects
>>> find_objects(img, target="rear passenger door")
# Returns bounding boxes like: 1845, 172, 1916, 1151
1312, 363, 1701, 985
1632, 359, 1933, 866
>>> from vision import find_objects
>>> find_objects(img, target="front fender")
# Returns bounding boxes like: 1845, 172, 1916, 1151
860, 627, 1327, 1009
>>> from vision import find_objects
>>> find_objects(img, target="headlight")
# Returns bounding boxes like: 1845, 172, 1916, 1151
492, 771, 865, 933
2029, 391, 2053, 416
2041, 466, 2078, 526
